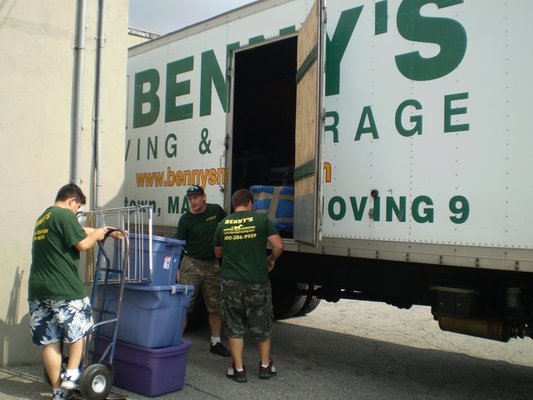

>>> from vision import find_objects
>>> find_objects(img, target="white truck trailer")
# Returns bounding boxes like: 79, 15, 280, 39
125, 0, 533, 342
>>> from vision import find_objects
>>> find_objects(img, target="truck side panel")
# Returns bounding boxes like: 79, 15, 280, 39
322, 0, 533, 253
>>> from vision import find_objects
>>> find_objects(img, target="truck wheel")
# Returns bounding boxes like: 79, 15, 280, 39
272, 281, 317, 319
296, 295, 321, 316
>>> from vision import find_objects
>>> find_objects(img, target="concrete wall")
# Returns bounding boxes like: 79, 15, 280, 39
0, 0, 128, 366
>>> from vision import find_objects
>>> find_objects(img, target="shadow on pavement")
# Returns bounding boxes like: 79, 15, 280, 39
2, 319, 533, 400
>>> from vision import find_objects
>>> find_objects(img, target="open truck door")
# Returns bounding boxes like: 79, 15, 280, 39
293, 0, 326, 245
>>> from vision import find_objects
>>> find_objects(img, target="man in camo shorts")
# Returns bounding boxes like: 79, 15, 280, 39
177, 185, 230, 357
214, 188, 284, 383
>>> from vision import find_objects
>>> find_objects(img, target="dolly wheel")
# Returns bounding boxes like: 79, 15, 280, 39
79, 363, 113, 400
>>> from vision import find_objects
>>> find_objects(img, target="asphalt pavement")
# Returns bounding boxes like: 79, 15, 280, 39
3, 301, 533, 400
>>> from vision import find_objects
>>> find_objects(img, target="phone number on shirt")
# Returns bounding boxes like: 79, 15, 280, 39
225, 233, 257, 241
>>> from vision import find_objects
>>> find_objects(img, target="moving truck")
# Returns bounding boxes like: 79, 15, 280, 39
126, 0, 533, 342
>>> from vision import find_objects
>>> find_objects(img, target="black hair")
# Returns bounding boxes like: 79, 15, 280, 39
55, 183, 87, 205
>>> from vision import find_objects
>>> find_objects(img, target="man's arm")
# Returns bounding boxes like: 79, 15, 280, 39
266, 234, 283, 271
176, 216, 188, 241
214, 246, 223, 259
75, 227, 107, 251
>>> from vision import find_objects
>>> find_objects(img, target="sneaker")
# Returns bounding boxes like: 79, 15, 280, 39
60, 374, 79, 390
210, 342, 231, 357
52, 389, 74, 400
226, 364, 247, 383
259, 358, 277, 380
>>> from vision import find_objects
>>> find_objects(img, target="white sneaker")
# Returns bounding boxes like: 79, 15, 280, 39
60, 374, 79, 390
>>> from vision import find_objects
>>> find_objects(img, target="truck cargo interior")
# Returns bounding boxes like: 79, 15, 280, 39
230, 36, 297, 238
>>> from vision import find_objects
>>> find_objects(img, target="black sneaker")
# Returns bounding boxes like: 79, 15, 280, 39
259, 358, 277, 379
210, 342, 231, 357
52, 389, 74, 400
226, 364, 247, 383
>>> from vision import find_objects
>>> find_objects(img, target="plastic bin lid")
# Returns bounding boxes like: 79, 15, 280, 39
124, 284, 195, 294
127, 233, 185, 246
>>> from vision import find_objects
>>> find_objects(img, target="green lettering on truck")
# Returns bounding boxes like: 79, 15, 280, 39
133, 69, 160, 128
396, 99, 423, 137
386, 196, 406, 222
200, 50, 228, 116
165, 56, 194, 122
325, 111, 340, 143
328, 196, 346, 220
412, 195, 434, 223
325, 6, 362, 96
444, 92, 469, 133
355, 106, 379, 140
395, 0, 466, 81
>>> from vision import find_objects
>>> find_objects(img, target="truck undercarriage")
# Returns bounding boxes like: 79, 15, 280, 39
271, 250, 533, 342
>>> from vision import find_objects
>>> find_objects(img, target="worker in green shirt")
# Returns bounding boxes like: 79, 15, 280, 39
176, 184, 230, 357
29, 183, 110, 400
215, 188, 284, 383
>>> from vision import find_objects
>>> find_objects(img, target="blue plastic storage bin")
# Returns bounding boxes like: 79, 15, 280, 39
126, 233, 185, 285
250, 185, 294, 232
101, 283, 194, 348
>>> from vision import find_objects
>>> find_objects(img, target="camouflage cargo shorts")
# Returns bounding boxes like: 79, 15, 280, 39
178, 255, 222, 313
220, 279, 273, 341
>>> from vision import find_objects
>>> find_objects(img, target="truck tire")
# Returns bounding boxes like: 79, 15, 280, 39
272, 281, 319, 319
296, 294, 321, 316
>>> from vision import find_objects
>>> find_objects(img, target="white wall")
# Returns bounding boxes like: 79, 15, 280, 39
0, 0, 128, 366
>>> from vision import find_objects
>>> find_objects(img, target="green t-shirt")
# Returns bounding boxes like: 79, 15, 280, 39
176, 203, 226, 260
28, 206, 88, 301
214, 210, 278, 284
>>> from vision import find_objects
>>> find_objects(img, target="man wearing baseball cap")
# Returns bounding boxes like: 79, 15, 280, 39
176, 185, 230, 356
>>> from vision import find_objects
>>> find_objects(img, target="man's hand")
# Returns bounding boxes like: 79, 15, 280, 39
102, 227, 126, 240
267, 255, 276, 272
95, 227, 108, 241
110, 229, 126, 240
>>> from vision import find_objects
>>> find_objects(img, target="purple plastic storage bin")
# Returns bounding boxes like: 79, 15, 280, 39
102, 283, 194, 348
99, 337, 192, 397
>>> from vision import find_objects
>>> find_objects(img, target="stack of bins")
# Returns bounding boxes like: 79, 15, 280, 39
101, 233, 194, 397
